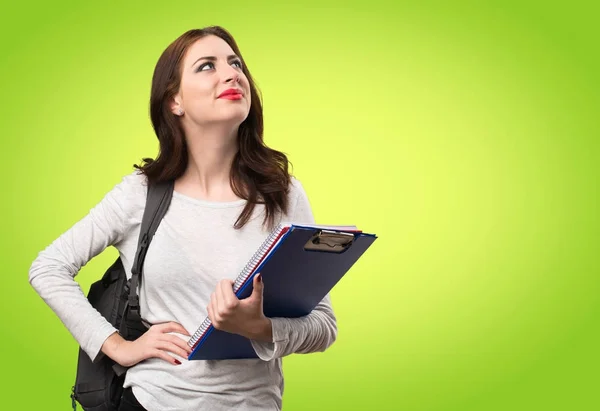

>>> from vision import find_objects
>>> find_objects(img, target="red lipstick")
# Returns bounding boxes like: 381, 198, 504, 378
218, 88, 243, 100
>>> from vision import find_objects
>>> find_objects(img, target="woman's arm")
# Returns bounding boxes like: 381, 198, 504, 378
28, 173, 142, 362
251, 295, 337, 360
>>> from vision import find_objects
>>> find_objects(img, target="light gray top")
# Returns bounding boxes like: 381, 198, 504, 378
29, 171, 337, 411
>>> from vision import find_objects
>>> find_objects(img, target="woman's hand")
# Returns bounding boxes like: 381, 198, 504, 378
207, 273, 273, 342
102, 322, 192, 367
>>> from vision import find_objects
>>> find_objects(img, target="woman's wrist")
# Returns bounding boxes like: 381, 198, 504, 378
245, 317, 273, 342
101, 331, 126, 360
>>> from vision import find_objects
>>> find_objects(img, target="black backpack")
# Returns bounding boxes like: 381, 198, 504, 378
71, 179, 174, 411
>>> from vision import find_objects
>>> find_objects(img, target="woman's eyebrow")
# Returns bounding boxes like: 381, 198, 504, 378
192, 54, 239, 68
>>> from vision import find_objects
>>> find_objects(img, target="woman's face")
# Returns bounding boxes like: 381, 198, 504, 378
173, 35, 251, 127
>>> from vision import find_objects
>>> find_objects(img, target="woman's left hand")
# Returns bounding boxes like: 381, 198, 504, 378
207, 273, 273, 342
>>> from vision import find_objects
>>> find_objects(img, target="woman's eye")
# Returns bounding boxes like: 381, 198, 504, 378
197, 62, 214, 72
196, 60, 242, 72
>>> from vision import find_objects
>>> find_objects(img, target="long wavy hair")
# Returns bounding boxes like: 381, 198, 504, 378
135, 26, 291, 230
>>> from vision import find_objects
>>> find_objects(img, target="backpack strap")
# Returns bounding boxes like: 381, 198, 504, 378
127, 179, 174, 320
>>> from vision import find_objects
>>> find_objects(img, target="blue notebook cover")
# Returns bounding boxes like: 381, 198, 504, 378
187, 224, 377, 360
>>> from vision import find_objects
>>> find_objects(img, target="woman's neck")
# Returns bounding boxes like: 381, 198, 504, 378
176, 124, 241, 202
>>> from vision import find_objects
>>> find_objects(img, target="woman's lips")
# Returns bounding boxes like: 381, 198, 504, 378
219, 94, 243, 100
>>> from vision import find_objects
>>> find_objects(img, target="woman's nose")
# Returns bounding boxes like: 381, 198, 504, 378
225, 73, 240, 83
223, 67, 240, 83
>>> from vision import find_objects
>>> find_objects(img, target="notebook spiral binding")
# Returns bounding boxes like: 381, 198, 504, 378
187, 223, 287, 349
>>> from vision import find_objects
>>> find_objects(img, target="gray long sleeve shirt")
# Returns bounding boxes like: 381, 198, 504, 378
29, 171, 337, 410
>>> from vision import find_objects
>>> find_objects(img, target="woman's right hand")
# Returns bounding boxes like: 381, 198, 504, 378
102, 322, 192, 367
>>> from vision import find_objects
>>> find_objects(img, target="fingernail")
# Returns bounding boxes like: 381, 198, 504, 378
257, 274, 262, 283
174, 359, 181, 365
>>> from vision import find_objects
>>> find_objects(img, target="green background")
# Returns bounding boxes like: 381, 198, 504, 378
1, 1, 598, 410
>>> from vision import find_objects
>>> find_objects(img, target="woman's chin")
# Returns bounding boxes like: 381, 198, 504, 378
220, 109, 251, 125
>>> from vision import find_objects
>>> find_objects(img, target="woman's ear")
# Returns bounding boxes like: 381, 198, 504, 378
170, 94, 184, 116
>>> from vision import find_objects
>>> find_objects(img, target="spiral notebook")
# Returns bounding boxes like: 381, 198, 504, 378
187, 222, 377, 360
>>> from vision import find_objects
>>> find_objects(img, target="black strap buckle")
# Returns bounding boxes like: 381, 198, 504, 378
128, 294, 139, 307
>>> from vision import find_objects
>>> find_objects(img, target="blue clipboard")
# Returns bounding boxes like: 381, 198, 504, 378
188, 224, 377, 360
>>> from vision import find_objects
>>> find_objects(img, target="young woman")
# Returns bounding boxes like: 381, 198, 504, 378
29, 26, 337, 411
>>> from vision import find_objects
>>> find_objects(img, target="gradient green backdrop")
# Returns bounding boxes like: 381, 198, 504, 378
2, 1, 598, 410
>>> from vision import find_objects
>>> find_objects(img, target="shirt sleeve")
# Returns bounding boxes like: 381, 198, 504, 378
251, 178, 338, 360
28, 172, 144, 362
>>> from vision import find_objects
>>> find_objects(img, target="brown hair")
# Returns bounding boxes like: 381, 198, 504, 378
135, 26, 291, 230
